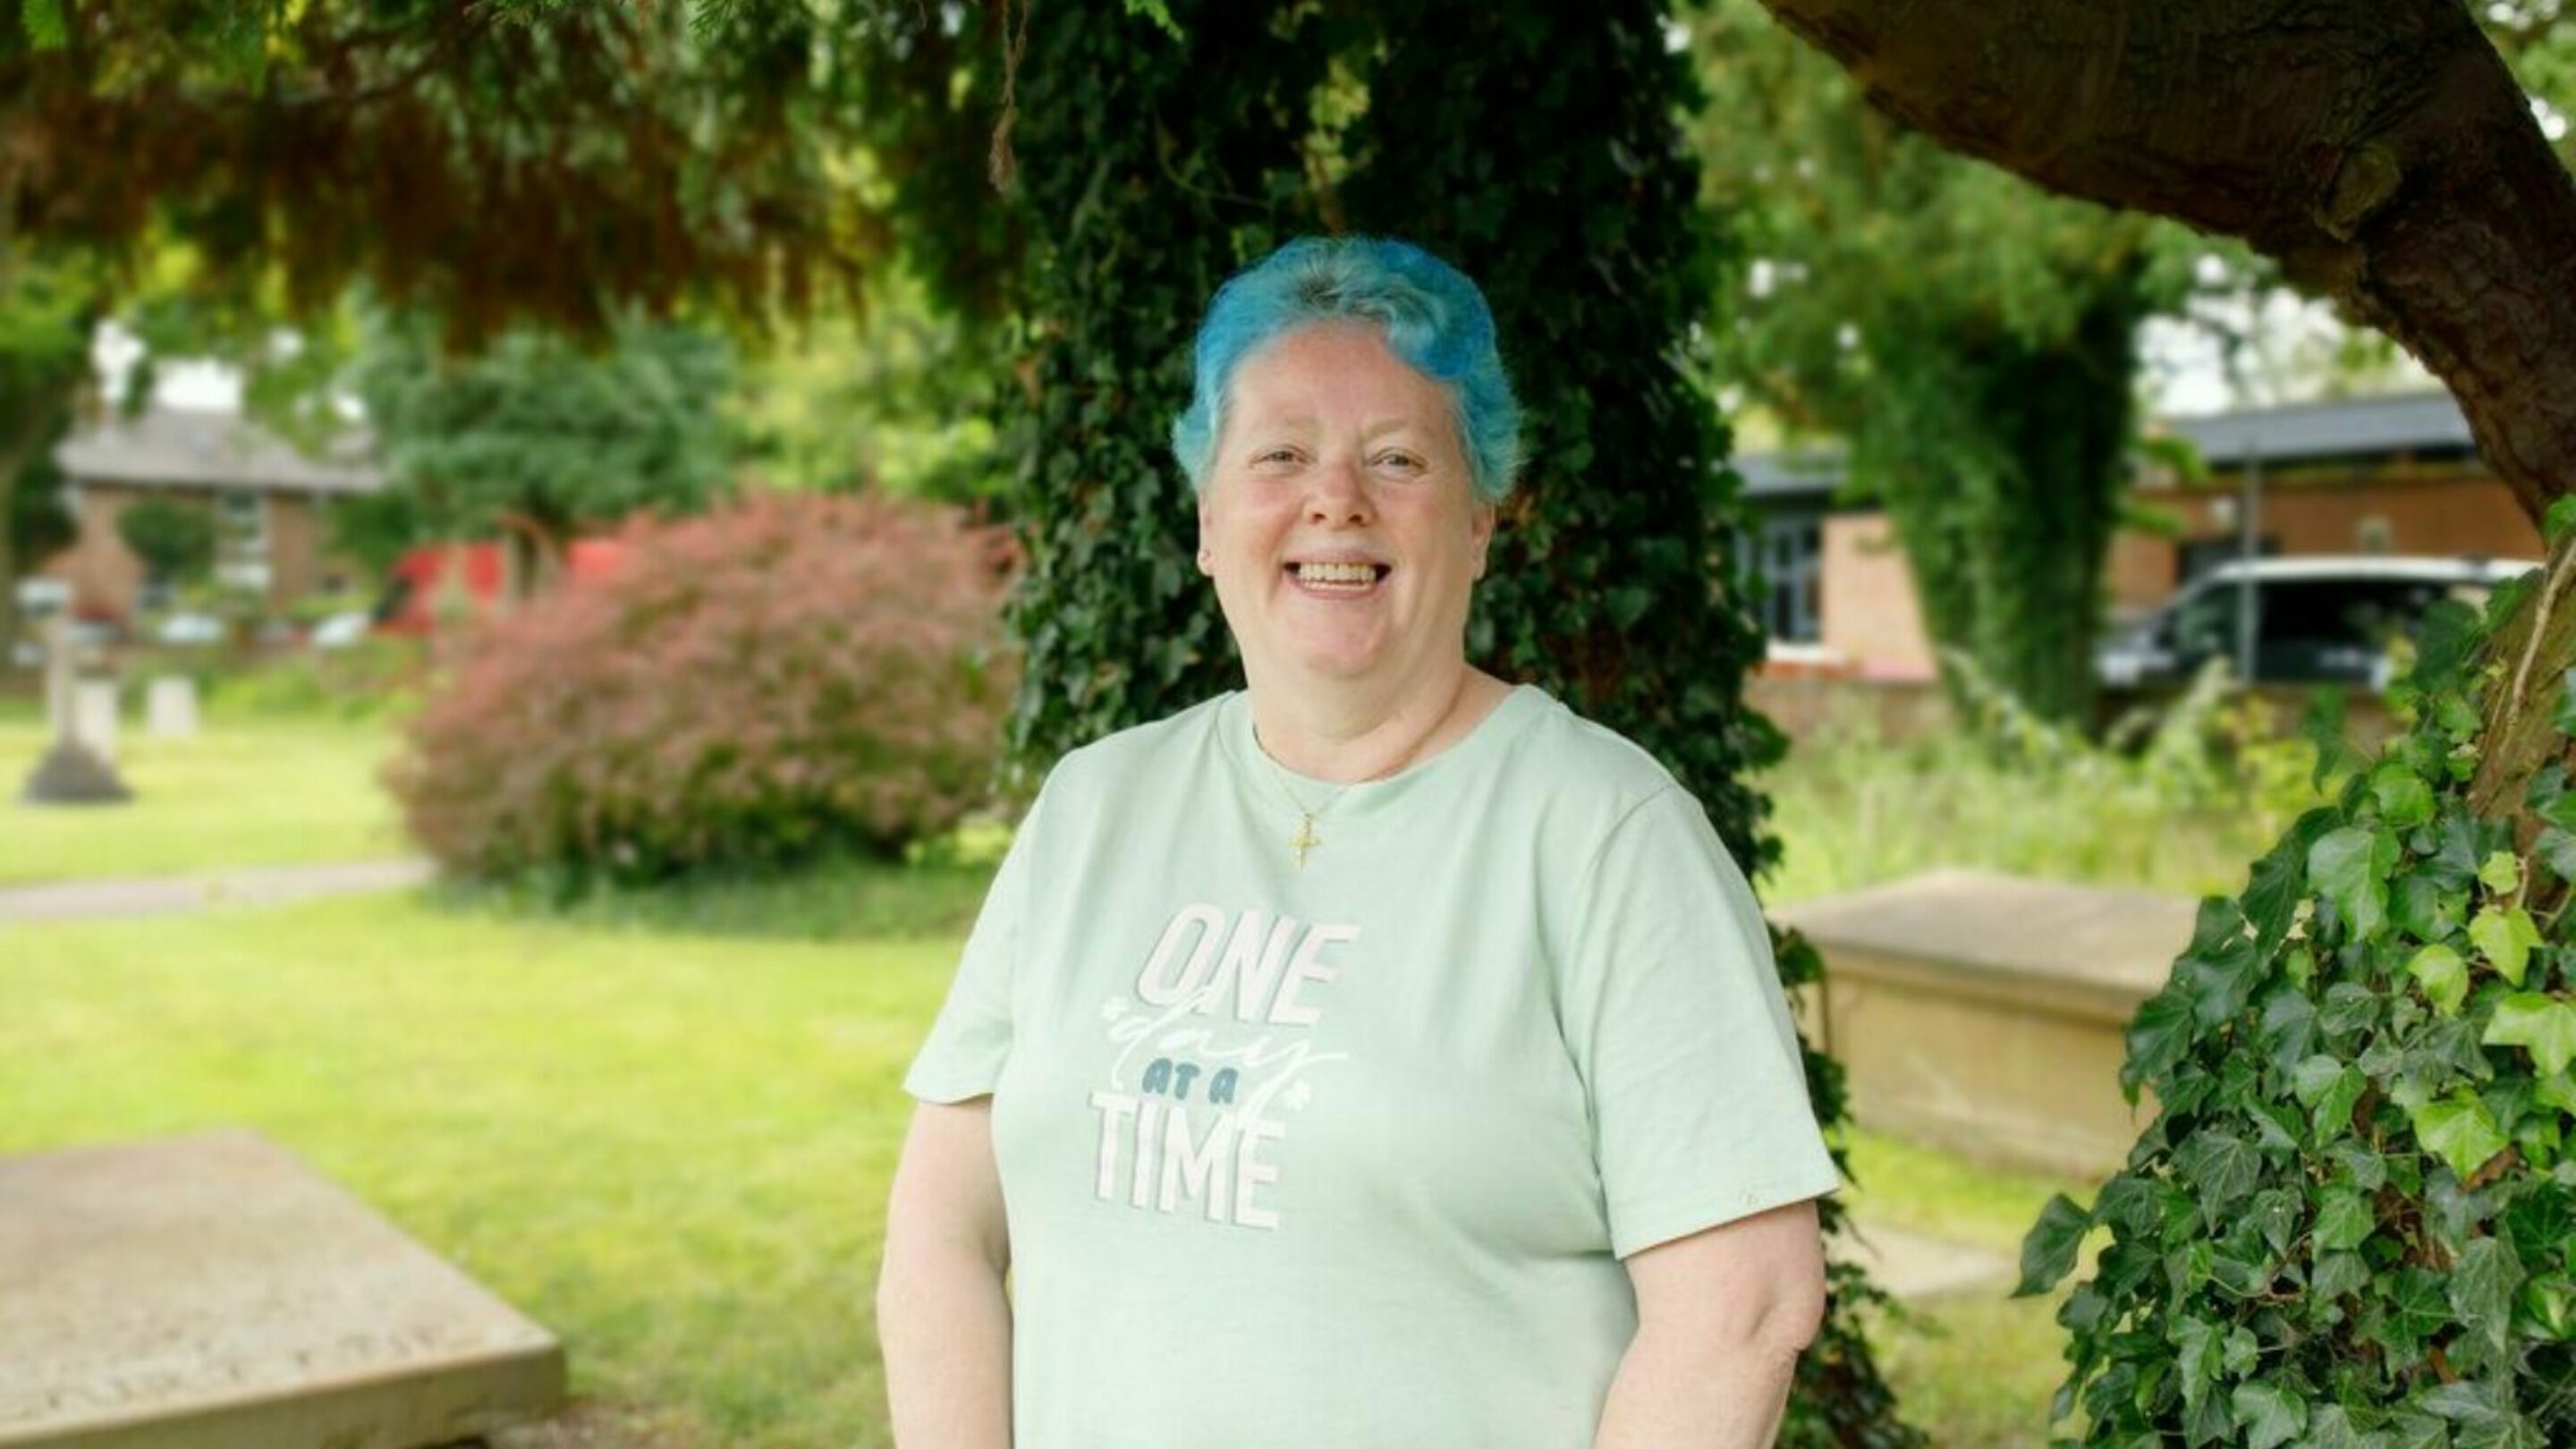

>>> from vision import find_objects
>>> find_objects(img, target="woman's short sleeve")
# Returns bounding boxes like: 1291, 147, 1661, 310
1560, 787, 1841, 1259
901, 792, 1044, 1104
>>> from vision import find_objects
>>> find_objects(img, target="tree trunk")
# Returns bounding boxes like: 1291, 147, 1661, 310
0, 393, 66, 674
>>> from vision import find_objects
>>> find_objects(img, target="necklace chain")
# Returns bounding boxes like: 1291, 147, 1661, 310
1248, 674, 1474, 868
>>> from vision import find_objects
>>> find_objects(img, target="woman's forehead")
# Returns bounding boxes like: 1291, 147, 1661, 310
1226, 325, 1451, 426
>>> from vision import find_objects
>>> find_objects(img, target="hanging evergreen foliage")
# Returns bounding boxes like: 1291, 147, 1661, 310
956, 2, 1922, 1441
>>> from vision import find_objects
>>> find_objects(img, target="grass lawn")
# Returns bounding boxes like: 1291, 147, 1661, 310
0, 701, 406, 886
0, 886, 953, 1449
2, 871, 2106, 1448
1838, 1130, 2099, 1449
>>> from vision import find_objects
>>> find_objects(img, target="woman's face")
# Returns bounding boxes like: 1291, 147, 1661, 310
1197, 322, 1496, 692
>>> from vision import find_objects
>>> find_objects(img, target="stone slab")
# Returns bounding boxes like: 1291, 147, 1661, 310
1776, 868, 2199, 1008
0, 1130, 564, 1449
1776, 869, 2198, 1175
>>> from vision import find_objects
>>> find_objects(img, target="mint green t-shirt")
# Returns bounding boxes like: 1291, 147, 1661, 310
901, 683, 1839, 1449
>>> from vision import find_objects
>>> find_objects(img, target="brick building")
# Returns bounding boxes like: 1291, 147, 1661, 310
31, 405, 383, 627
1737, 391, 2544, 682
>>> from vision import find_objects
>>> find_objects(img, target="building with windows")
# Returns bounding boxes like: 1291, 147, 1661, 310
30, 405, 383, 626
1735, 390, 2543, 681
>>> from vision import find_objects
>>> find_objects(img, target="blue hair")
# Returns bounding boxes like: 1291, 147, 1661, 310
1170, 235, 1524, 504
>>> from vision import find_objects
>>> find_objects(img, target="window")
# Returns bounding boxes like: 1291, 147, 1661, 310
1737, 513, 1824, 643
214, 488, 271, 590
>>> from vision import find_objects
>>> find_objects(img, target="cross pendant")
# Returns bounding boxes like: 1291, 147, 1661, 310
1289, 815, 1321, 868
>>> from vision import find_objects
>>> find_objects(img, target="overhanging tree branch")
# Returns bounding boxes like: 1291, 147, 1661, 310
1752, 0, 2576, 523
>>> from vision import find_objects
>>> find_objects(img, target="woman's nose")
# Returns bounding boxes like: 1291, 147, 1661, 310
1305, 457, 1372, 523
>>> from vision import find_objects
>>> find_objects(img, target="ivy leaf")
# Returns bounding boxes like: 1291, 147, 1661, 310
2537, 827, 2576, 888
2310, 826, 2391, 942
2482, 993, 2576, 1077
2412, 1089, 2510, 1182
2302, 690, 2352, 790
2411, 598, 2482, 693
2407, 943, 2471, 1016
2373, 761, 2437, 830
2469, 905, 2543, 987
2175, 1130, 2261, 1225
2182, 898, 2261, 1026
2241, 831, 2307, 956
2015, 1192, 2092, 1298
2232, 1381, 2309, 1449
2122, 987, 2194, 1106
2548, 496, 2576, 548
2314, 1186, 2376, 1251
2479, 849, 2523, 896
2394, 873, 2467, 942
2448, 1236, 2527, 1360
2174, 1316, 2222, 1412
2312, 1250, 2371, 1301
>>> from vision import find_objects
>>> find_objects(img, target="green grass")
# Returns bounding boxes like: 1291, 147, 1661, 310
1836, 1129, 2101, 1449
1757, 695, 2323, 906
0, 702, 406, 885
0, 886, 965, 1449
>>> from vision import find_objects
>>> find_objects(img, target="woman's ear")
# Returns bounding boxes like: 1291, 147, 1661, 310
1470, 500, 1497, 579
1196, 495, 1216, 576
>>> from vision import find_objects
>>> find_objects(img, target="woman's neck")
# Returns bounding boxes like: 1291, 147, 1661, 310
1244, 660, 1510, 784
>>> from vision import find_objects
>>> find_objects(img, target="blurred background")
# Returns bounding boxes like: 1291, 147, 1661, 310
7, 3, 2574, 1447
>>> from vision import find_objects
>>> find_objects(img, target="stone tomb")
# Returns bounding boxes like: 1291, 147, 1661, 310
0, 1131, 564, 1449
1775, 868, 2198, 1176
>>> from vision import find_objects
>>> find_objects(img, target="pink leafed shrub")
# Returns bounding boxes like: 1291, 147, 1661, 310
385, 490, 1015, 886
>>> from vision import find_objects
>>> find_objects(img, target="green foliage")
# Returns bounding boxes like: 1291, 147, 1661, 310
4, 1, 882, 343
2021, 592, 2576, 1446
349, 306, 739, 560
113, 496, 216, 587
1688, 1, 2184, 725
972, 2, 1915, 1442
386, 492, 1013, 892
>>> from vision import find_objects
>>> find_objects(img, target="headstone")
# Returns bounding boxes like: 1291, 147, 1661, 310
71, 680, 119, 766
0, 1130, 564, 1449
18, 616, 130, 806
146, 676, 199, 740
1775, 868, 2196, 1174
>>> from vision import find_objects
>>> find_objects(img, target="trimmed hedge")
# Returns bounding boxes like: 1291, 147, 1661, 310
387, 491, 1013, 886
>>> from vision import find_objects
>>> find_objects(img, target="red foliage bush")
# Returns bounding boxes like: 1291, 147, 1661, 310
386, 491, 1015, 885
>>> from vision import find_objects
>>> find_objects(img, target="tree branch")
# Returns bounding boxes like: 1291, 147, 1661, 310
1752, 0, 2576, 525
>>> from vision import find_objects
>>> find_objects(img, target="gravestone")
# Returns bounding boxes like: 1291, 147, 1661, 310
71, 680, 119, 766
16, 615, 130, 805
0, 1130, 565, 1449
146, 676, 199, 740
1776, 868, 2196, 1174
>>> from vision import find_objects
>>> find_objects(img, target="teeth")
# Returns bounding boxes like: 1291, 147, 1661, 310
1296, 562, 1378, 585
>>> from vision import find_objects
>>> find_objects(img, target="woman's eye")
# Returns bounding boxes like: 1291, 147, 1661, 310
1254, 447, 1301, 465
1374, 451, 1426, 471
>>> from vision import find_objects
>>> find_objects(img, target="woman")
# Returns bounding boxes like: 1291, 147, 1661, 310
877, 236, 1837, 1449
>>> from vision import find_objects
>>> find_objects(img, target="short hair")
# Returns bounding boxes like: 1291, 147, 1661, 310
1169, 235, 1524, 503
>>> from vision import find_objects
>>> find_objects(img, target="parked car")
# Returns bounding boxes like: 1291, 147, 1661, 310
2097, 555, 2539, 689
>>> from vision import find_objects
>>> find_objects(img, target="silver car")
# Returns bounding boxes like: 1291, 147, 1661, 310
2097, 555, 2538, 689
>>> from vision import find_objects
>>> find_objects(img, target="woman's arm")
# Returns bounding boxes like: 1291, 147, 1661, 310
1591, 1197, 1828, 1449
877, 1097, 1013, 1449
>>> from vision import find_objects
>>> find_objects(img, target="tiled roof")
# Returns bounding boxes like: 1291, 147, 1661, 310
53, 406, 382, 495
1740, 390, 2478, 502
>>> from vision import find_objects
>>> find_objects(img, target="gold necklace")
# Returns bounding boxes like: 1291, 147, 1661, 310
1249, 675, 1473, 868
1249, 732, 1351, 869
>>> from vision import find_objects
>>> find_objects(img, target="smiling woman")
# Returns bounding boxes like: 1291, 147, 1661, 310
874, 237, 1840, 1449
